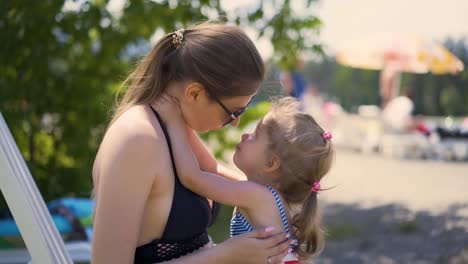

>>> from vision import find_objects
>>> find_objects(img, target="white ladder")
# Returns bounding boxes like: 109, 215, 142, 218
0, 113, 74, 264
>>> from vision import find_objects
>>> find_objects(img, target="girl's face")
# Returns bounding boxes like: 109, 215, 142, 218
179, 83, 256, 132
233, 117, 271, 177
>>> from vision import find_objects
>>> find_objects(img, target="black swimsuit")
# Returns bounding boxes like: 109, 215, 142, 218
134, 107, 220, 263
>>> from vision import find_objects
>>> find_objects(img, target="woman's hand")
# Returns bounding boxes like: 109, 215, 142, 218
219, 227, 292, 264
151, 94, 183, 126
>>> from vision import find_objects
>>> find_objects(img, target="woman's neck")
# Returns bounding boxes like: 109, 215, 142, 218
166, 83, 184, 98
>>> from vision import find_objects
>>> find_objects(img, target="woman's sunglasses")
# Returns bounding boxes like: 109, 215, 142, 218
209, 93, 255, 126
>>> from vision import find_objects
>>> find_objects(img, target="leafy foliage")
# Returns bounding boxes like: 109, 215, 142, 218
0, 0, 321, 201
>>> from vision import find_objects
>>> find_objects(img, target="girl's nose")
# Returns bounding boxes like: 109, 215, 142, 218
241, 133, 249, 141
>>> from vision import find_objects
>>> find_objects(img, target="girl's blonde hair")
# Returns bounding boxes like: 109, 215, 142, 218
263, 97, 334, 260
110, 21, 264, 125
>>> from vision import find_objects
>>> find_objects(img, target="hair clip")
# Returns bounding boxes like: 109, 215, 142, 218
311, 181, 321, 193
172, 28, 185, 48
322, 131, 332, 141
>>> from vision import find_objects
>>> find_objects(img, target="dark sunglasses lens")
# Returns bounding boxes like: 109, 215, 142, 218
234, 108, 247, 118
223, 108, 248, 126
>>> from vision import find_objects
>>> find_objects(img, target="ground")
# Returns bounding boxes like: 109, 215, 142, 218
317, 150, 468, 264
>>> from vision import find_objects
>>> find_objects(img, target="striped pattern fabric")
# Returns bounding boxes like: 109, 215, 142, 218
268, 186, 291, 235
230, 186, 296, 249
230, 209, 254, 237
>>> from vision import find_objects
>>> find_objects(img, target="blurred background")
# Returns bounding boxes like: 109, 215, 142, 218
1, 0, 468, 263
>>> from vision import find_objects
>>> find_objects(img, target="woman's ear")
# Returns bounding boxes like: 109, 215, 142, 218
183, 82, 205, 102
263, 154, 280, 173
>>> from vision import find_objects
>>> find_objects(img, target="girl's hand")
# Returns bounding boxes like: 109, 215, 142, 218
220, 227, 292, 264
151, 94, 183, 125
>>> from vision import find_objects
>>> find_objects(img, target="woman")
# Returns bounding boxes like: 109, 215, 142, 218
91, 22, 292, 264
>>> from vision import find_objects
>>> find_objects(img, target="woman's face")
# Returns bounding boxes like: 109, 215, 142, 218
179, 83, 257, 132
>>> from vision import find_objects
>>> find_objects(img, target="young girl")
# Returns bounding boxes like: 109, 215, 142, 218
154, 96, 334, 263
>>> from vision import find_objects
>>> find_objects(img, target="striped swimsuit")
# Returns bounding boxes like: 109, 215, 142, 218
230, 186, 299, 263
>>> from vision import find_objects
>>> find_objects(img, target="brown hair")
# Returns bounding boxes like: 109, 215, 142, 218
110, 22, 265, 124
263, 97, 334, 260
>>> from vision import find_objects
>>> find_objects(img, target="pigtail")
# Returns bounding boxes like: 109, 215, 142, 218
264, 97, 335, 261
292, 192, 325, 260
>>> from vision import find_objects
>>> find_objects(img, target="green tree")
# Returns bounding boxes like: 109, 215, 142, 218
0, 0, 322, 201
302, 57, 380, 111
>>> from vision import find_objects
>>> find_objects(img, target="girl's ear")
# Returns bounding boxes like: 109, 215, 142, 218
183, 82, 206, 102
263, 154, 280, 173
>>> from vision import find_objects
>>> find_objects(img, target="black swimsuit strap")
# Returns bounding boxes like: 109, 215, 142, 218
149, 105, 220, 225
149, 106, 179, 182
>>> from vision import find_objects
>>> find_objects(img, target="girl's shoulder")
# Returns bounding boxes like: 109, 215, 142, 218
265, 186, 293, 224
265, 186, 289, 210
241, 184, 285, 211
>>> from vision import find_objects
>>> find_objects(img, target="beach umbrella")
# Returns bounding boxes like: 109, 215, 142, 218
336, 32, 464, 106
336, 32, 464, 74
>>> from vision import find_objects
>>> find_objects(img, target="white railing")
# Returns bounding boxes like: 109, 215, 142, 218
0, 113, 73, 264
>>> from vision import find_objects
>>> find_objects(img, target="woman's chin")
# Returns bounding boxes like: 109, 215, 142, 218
190, 123, 222, 133
189, 124, 210, 133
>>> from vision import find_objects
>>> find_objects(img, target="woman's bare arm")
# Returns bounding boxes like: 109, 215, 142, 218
161, 228, 292, 264
92, 123, 160, 264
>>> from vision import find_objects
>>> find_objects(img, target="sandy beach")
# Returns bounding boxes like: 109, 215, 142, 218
317, 150, 468, 263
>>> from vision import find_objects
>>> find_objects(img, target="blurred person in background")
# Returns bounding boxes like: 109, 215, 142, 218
379, 63, 400, 109
280, 60, 307, 100
382, 87, 429, 135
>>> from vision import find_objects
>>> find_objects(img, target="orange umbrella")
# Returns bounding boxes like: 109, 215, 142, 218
336, 32, 464, 74
336, 33, 464, 107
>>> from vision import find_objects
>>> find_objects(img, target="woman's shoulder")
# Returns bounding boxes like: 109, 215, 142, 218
96, 105, 167, 170
94, 105, 168, 183
105, 105, 164, 146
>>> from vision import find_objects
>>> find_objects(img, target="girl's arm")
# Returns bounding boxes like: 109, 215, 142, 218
166, 119, 269, 209
185, 125, 247, 181
152, 96, 267, 208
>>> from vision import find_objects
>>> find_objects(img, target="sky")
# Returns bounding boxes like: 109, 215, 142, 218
222, 0, 468, 58
315, 0, 468, 54
82, 0, 468, 59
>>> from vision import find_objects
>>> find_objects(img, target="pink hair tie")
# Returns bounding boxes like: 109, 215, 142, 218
323, 131, 332, 141
311, 181, 321, 193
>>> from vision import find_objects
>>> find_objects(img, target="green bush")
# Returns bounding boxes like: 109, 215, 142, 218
326, 223, 360, 240
397, 220, 420, 234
